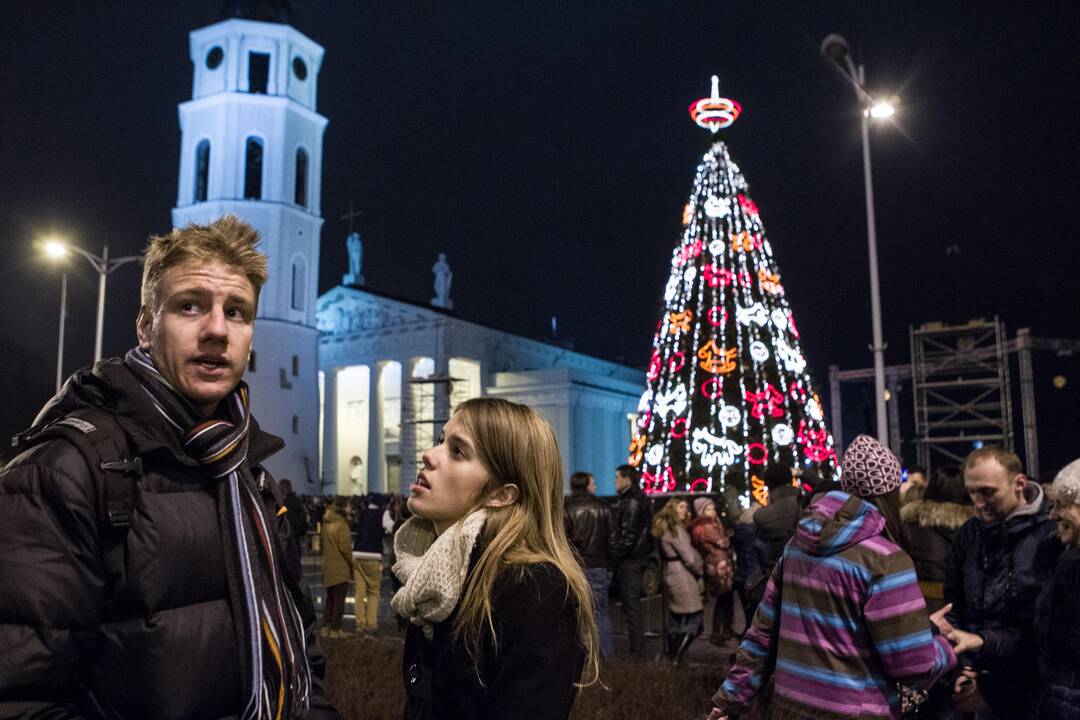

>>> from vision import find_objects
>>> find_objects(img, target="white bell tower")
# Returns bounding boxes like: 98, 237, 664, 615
173, 1, 327, 491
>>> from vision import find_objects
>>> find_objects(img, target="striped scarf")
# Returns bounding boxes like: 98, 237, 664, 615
125, 347, 311, 720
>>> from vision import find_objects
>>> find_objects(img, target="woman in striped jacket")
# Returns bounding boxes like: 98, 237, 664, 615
709, 435, 957, 720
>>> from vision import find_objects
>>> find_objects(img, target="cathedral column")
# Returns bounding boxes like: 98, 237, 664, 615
367, 361, 386, 493
398, 357, 419, 495
322, 367, 338, 494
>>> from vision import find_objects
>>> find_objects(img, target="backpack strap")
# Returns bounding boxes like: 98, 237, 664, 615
18, 408, 142, 589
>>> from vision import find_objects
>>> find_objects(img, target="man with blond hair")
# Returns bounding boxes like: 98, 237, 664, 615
940, 446, 1060, 718
0, 216, 340, 719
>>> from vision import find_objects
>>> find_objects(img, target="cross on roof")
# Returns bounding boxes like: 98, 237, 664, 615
341, 201, 363, 235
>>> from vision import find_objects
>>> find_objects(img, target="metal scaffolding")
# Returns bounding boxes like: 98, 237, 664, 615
829, 327, 1078, 475
910, 318, 1013, 471
403, 374, 457, 473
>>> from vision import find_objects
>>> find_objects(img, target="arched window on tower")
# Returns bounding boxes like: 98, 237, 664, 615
295, 148, 308, 207
291, 256, 307, 311
244, 137, 263, 200
194, 140, 210, 203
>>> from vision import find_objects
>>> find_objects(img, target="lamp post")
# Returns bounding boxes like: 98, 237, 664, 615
821, 33, 896, 447
43, 240, 142, 363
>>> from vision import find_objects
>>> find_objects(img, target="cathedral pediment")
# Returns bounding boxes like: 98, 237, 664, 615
316, 287, 438, 336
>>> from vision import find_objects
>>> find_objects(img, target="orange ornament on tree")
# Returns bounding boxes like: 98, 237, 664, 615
668, 310, 693, 334
697, 340, 737, 374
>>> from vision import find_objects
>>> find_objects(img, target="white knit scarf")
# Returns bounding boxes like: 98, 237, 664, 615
391, 509, 488, 639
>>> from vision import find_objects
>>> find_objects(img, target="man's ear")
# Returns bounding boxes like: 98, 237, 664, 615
136, 305, 153, 350
1013, 473, 1028, 495
485, 483, 520, 509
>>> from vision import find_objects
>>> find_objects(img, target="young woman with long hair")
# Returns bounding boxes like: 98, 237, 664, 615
651, 497, 704, 662
391, 398, 599, 720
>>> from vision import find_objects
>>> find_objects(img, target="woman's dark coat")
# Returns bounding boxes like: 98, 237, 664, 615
901, 491, 973, 611
1031, 545, 1080, 719
401, 560, 586, 720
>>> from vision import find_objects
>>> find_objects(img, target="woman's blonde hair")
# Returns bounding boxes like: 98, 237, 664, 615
451, 397, 599, 686
651, 497, 687, 539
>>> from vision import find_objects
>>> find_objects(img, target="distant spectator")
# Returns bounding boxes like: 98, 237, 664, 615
565, 471, 614, 659
609, 464, 652, 659
728, 498, 765, 632
352, 494, 387, 638
689, 497, 735, 645
900, 465, 972, 613
901, 465, 928, 502
743, 464, 798, 619
279, 478, 309, 547
796, 467, 841, 511
753, 463, 798, 567
321, 496, 355, 638
652, 498, 704, 662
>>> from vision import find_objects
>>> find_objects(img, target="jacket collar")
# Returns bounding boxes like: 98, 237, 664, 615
35, 358, 283, 469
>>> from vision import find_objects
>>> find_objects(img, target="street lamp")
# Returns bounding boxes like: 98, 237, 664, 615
42, 239, 142, 364
821, 32, 897, 448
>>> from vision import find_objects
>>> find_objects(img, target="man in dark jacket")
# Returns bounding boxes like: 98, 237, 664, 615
281, 478, 310, 547
0, 217, 339, 719
609, 464, 652, 658
942, 446, 1061, 719
565, 471, 614, 658
752, 463, 798, 567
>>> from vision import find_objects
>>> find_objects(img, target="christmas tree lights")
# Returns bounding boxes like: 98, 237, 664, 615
628, 76, 838, 497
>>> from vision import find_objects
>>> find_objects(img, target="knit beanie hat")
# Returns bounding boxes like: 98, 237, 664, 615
693, 497, 716, 517
840, 435, 902, 498
1052, 458, 1080, 507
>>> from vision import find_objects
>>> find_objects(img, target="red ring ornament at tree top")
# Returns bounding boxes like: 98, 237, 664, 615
688, 75, 742, 132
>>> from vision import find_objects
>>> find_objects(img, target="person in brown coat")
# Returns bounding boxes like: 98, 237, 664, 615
900, 465, 973, 613
689, 497, 736, 644
652, 498, 704, 662
320, 497, 356, 638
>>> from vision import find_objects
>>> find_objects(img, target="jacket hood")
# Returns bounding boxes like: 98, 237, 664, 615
22, 357, 282, 467
901, 498, 974, 530
1008, 480, 1045, 520
793, 491, 884, 557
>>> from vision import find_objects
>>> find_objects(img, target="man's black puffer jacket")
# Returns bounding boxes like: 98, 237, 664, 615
0, 359, 339, 720
944, 482, 1061, 718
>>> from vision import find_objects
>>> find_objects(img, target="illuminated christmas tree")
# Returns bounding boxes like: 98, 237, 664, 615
628, 77, 838, 499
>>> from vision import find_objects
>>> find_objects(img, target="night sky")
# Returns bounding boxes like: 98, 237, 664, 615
2, 1, 1077, 471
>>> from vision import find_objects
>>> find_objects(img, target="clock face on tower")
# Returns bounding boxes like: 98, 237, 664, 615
292, 57, 307, 80
206, 46, 224, 69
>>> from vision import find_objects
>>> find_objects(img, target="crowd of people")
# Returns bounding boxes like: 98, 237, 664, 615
562, 442, 1080, 720
0, 215, 1075, 719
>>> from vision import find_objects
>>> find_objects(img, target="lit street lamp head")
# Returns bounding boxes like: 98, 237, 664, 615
869, 101, 895, 119
44, 240, 68, 258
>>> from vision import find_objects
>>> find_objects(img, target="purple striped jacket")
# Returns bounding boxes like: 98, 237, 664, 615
712, 491, 956, 720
